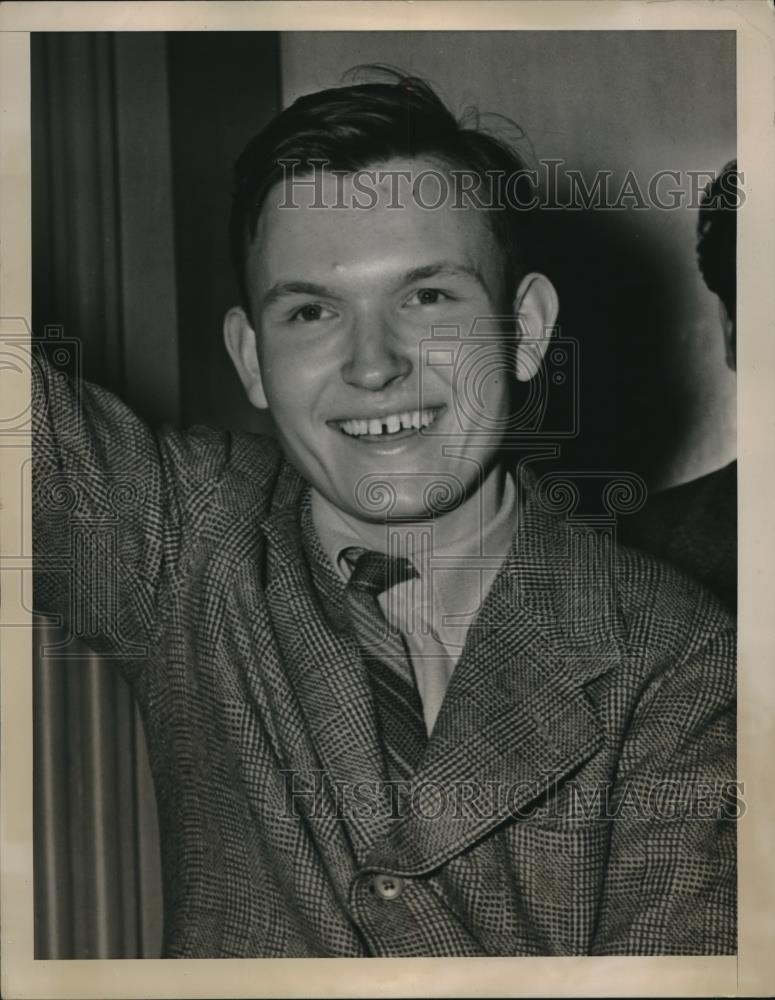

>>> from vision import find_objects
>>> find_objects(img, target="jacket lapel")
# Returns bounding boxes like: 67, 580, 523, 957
259, 465, 396, 857
365, 461, 627, 875
258, 459, 628, 874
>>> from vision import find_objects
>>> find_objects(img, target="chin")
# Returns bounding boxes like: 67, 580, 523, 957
347, 474, 468, 524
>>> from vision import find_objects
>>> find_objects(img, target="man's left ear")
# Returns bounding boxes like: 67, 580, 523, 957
719, 300, 736, 372
512, 273, 560, 382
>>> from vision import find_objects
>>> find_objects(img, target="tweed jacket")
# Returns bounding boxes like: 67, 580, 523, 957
32, 358, 737, 958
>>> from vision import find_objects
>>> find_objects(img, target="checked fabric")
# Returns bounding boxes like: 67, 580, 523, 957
30, 351, 737, 957
342, 547, 428, 780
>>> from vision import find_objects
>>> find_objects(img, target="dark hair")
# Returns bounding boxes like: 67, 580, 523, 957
696, 160, 739, 321
229, 69, 534, 315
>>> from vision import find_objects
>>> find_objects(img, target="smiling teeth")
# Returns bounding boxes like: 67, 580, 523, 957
338, 409, 438, 437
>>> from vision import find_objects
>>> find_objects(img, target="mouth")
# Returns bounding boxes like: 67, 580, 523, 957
331, 406, 443, 441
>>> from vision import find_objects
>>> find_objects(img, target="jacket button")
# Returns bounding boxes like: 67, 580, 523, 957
372, 874, 405, 900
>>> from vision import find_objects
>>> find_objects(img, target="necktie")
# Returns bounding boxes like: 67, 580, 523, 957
342, 547, 428, 781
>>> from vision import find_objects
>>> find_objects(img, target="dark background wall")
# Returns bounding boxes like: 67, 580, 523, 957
166, 33, 280, 431
32, 31, 280, 432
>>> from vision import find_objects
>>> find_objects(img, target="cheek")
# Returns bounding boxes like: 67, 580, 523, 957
259, 342, 313, 410
260, 329, 343, 397
260, 362, 339, 451
449, 341, 513, 410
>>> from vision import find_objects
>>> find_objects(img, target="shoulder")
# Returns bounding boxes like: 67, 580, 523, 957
613, 540, 735, 677
517, 465, 734, 660
157, 424, 284, 517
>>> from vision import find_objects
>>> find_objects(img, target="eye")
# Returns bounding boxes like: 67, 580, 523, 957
289, 303, 335, 323
406, 287, 453, 307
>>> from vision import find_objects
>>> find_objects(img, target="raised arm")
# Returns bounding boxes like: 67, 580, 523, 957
32, 345, 182, 668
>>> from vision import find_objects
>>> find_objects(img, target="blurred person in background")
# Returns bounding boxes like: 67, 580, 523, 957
623, 161, 739, 612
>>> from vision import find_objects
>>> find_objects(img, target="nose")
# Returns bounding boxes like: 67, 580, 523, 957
341, 315, 412, 392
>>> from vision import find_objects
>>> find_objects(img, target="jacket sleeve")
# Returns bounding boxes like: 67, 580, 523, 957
31, 348, 186, 665
592, 600, 737, 955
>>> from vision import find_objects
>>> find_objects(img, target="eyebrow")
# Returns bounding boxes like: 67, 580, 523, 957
261, 261, 490, 311
261, 281, 342, 310
401, 261, 490, 296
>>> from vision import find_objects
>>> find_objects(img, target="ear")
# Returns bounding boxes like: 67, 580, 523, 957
223, 307, 268, 410
719, 300, 736, 372
512, 273, 560, 382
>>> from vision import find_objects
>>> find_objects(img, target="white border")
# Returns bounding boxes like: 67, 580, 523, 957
2, 2, 774, 997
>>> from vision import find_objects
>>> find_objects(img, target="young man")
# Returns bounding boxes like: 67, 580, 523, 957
32, 75, 736, 957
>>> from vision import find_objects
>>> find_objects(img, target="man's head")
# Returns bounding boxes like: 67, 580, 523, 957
697, 160, 739, 370
224, 72, 558, 523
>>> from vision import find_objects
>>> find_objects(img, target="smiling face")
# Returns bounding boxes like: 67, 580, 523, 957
225, 157, 553, 523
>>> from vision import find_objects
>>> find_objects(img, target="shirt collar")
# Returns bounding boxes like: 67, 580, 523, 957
311, 464, 518, 638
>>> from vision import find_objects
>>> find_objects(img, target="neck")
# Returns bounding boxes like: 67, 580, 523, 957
313, 461, 511, 558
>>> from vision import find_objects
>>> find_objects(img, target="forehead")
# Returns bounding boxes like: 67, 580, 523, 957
247, 156, 502, 286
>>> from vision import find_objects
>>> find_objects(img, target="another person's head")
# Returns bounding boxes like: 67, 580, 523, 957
697, 159, 739, 370
224, 71, 559, 523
